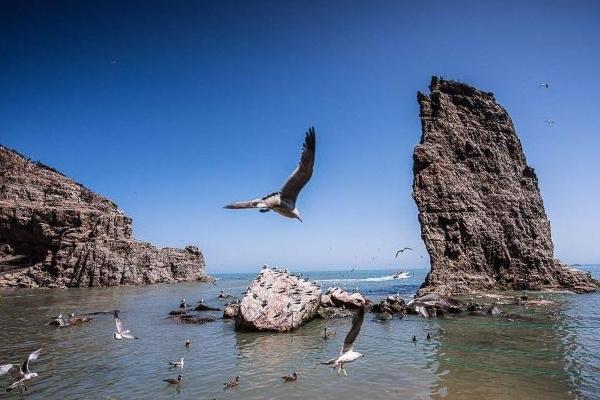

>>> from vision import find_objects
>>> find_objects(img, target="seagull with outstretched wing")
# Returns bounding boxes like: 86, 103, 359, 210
113, 311, 138, 340
224, 127, 316, 221
321, 305, 365, 376
395, 247, 413, 258
0, 348, 42, 393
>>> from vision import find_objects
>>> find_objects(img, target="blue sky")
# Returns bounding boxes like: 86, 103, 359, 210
1, 1, 599, 272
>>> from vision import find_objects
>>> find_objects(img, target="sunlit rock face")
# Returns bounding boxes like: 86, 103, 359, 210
413, 77, 598, 295
236, 267, 321, 332
0, 145, 212, 288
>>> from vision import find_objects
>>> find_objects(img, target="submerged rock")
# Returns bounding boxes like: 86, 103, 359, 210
413, 77, 599, 295
223, 303, 240, 319
372, 295, 407, 317
0, 146, 213, 288
235, 267, 321, 332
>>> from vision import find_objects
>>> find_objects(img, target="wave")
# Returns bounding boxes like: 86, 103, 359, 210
317, 274, 410, 283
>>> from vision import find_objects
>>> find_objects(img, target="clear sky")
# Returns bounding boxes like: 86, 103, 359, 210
1, 1, 599, 272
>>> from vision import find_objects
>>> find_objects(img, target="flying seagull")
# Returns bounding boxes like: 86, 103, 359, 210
168, 358, 184, 369
395, 247, 413, 257
321, 305, 365, 376
224, 127, 316, 221
113, 311, 138, 340
544, 120, 556, 125
539, 83, 550, 88
0, 349, 41, 393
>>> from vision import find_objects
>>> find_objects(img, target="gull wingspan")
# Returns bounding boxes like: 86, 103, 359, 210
22, 349, 41, 374
280, 128, 316, 205
341, 305, 365, 354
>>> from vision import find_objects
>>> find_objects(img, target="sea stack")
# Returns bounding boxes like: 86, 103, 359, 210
413, 77, 598, 294
0, 146, 213, 288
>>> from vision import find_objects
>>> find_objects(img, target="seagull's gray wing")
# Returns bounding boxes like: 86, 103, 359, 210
341, 305, 365, 354
121, 331, 138, 340
224, 192, 280, 210
0, 364, 23, 379
22, 349, 41, 374
114, 311, 125, 334
280, 127, 316, 205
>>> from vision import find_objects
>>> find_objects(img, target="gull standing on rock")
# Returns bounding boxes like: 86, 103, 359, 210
321, 305, 365, 376
224, 127, 316, 221
113, 311, 138, 340
0, 349, 41, 393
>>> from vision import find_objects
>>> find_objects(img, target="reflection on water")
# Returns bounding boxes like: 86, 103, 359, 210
0, 268, 599, 399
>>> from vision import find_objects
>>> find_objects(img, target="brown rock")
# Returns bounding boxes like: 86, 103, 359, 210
326, 287, 365, 309
235, 267, 321, 332
413, 77, 599, 295
223, 303, 240, 319
0, 146, 213, 288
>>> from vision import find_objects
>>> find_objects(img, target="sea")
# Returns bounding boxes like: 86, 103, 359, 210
1, 266, 599, 400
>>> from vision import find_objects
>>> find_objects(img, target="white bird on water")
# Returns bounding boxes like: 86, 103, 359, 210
321, 305, 365, 376
224, 127, 316, 221
113, 311, 138, 340
168, 357, 184, 369
0, 348, 42, 393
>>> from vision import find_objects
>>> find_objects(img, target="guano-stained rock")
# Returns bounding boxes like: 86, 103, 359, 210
413, 77, 598, 295
0, 145, 213, 288
235, 267, 321, 332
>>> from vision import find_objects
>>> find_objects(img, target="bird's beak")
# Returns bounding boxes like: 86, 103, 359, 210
296, 216, 303, 222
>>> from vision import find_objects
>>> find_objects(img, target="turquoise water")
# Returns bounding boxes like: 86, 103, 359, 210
0, 267, 599, 399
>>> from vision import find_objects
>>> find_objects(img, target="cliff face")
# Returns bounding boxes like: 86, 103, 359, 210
0, 146, 212, 288
413, 77, 598, 294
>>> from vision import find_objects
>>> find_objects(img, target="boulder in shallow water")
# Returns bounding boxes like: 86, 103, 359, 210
223, 303, 240, 319
372, 295, 407, 316
326, 287, 365, 309
235, 267, 321, 332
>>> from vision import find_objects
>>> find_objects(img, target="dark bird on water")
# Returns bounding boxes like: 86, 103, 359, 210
395, 248, 413, 257
412, 335, 417, 342
163, 374, 182, 385
224, 128, 316, 221
224, 376, 240, 390
427, 333, 431, 341
282, 372, 298, 382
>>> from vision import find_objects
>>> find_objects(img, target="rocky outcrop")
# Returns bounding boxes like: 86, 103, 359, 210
413, 77, 599, 295
235, 267, 321, 332
0, 145, 212, 288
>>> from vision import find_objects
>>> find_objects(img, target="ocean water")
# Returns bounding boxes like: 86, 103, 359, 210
0, 267, 599, 399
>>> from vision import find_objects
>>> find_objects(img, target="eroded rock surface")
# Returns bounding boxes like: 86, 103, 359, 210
0, 146, 212, 288
235, 267, 321, 332
413, 77, 598, 295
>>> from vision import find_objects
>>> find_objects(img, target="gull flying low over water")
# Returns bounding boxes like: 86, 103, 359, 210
224, 127, 316, 221
0, 349, 41, 393
113, 311, 138, 340
321, 305, 365, 376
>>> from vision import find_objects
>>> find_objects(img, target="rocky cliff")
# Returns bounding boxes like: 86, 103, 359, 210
413, 77, 598, 294
0, 145, 212, 288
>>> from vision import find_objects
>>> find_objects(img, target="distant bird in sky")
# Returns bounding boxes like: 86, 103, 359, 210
168, 358, 184, 369
282, 372, 298, 382
395, 247, 413, 257
321, 305, 365, 376
163, 374, 182, 385
224, 127, 316, 221
539, 83, 550, 88
224, 376, 240, 390
113, 311, 138, 340
544, 120, 556, 125
0, 349, 41, 393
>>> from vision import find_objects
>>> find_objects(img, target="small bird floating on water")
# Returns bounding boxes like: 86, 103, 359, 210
427, 333, 431, 341
412, 335, 417, 342
185, 339, 191, 348
168, 358, 184, 369
163, 374, 182, 385
224, 376, 240, 390
0, 349, 42, 393
46, 314, 68, 327
321, 305, 365, 376
113, 311, 138, 340
179, 299, 187, 308
224, 127, 316, 221
282, 372, 298, 382
323, 327, 336, 339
